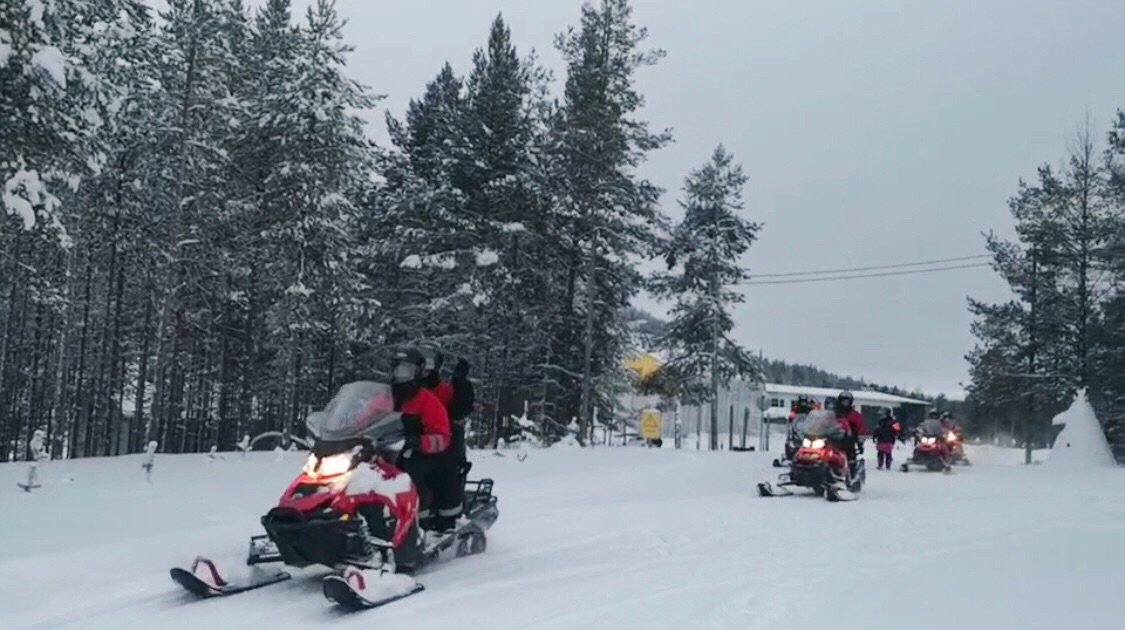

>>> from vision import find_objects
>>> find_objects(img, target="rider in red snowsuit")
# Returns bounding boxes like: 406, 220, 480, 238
417, 348, 474, 528
833, 391, 867, 476
390, 352, 457, 532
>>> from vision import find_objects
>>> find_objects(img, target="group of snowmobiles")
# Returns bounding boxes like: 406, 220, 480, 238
899, 412, 971, 473
170, 351, 499, 611
759, 396, 969, 503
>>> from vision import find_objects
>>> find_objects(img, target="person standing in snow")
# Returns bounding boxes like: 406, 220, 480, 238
872, 409, 899, 470
448, 358, 475, 460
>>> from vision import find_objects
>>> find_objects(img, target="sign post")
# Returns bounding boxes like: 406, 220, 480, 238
757, 394, 770, 452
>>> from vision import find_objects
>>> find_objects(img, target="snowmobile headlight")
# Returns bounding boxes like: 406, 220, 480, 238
810, 438, 826, 449
303, 453, 354, 479
946, 433, 958, 443
922, 437, 936, 445
802, 438, 812, 448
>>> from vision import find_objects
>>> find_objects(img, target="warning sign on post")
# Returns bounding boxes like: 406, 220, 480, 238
639, 409, 662, 440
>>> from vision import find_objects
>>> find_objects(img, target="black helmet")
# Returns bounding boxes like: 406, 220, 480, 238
836, 391, 854, 407
390, 351, 423, 385
941, 411, 952, 420
418, 347, 444, 388
419, 347, 444, 375
928, 410, 939, 419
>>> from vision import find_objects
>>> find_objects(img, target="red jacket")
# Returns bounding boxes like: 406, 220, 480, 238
836, 409, 868, 438
401, 388, 451, 454
431, 380, 454, 408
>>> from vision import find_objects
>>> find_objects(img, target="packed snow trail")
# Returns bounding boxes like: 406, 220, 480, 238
1, 444, 1122, 630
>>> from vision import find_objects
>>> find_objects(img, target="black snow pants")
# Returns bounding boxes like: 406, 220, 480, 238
399, 450, 461, 531
877, 450, 893, 469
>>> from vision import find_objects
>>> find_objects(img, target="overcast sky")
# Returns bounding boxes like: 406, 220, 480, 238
248, 0, 1125, 397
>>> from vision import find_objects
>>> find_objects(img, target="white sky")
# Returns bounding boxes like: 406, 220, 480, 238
239, 0, 1125, 397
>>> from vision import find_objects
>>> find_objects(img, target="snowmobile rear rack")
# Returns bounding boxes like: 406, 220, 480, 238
463, 479, 495, 510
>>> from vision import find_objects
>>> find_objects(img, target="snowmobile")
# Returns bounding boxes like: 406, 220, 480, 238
945, 430, 971, 466
170, 381, 500, 610
772, 413, 808, 468
758, 410, 865, 502
900, 419, 952, 473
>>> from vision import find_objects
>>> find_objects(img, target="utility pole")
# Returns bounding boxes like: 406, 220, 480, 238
709, 313, 719, 451
708, 218, 721, 451
579, 228, 598, 447
1025, 248, 1038, 465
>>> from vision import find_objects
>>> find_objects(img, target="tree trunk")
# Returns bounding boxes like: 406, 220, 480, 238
0, 235, 23, 461
50, 249, 74, 459
150, 0, 201, 450
70, 257, 94, 458
132, 292, 154, 454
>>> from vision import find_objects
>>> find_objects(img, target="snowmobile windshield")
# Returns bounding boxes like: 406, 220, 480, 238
790, 413, 809, 435
802, 410, 845, 440
306, 381, 402, 443
919, 418, 943, 436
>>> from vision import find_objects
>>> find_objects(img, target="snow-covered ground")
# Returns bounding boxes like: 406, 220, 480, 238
2, 443, 1122, 630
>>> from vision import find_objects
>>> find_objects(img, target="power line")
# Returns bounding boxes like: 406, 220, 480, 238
746, 254, 991, 279
737, 262, 991, 286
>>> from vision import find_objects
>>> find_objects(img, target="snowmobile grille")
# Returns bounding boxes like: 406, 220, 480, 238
260, 507, 369, 569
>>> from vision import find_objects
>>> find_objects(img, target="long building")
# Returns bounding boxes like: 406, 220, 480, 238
620, 353, 934, 444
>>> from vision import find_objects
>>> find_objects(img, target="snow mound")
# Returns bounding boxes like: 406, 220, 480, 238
1047, 389, 1116, 469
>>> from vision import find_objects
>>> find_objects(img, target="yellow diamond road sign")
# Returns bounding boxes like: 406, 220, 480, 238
639, 409, 662, 440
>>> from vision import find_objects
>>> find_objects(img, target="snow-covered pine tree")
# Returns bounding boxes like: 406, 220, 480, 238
144, 0, 247, 452
964, 300, 1029, 442
650, 146, 760, 450
231, 0, 377, 442
969, 121, 1116, 456
61, 1, 157, 458
0, 0, 122, 234
375, 64, 479, 357
1097, 110, 1125, 438
0, 1, 154, 461
554, 0, 671, 441
448, 15, 563, 431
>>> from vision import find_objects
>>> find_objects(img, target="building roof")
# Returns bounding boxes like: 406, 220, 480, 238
764, 383, 929, 406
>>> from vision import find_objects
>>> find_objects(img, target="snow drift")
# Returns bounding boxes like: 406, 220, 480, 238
1047, 388, 1116, 469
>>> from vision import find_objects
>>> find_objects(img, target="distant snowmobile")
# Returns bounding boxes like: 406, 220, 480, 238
759, 410, 865, 502
900, 418, 953, 473
170, 381, 499, 610
945, 430, 971, 466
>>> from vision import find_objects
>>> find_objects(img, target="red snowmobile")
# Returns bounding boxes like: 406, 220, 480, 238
944, 429, 971, 466
900, 418, 952, 473
759, 410, 865, 502
170, 382, 499, 610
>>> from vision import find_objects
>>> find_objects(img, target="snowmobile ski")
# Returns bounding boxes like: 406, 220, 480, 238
825, 486, 857, 502
322, 570, 425, 610
757, 481, 793, 497
170, 557, 290, 598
